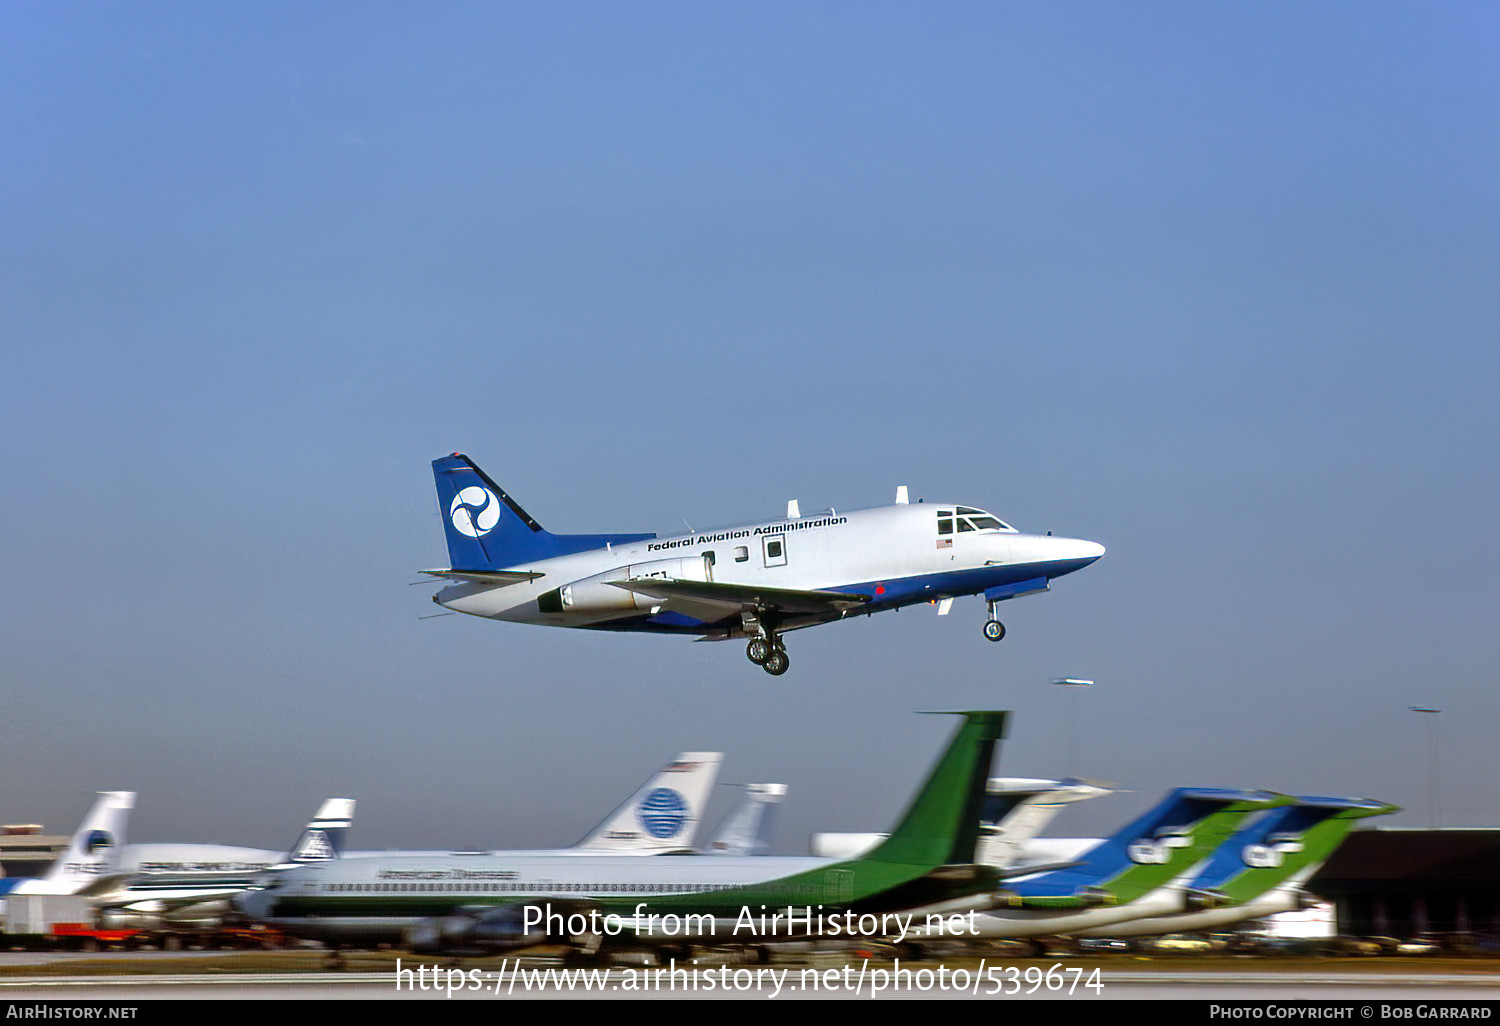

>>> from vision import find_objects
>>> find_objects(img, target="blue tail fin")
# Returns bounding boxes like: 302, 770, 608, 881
1008, 787, 1286, 901
432, 454, 654, 570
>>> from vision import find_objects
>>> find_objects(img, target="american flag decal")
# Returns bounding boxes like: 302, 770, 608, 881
937, 539, 952, 549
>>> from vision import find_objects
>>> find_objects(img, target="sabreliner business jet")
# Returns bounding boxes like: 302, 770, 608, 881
232, 712, 1008, 955
425, 454, 1104, 675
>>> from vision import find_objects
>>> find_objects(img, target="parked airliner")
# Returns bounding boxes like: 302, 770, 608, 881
426, 454, 1104, 674
233, 712, 1008, 954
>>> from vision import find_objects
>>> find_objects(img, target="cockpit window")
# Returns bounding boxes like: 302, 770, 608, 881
938, 508, 1014, 534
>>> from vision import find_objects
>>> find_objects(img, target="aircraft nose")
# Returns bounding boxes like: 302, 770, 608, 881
1054, 537, 1105, 564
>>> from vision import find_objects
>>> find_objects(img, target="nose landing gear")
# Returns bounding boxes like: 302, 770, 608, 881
983, 599, 1006, 642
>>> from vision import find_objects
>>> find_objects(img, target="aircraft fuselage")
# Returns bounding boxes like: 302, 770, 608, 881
434, 502, 1103, 638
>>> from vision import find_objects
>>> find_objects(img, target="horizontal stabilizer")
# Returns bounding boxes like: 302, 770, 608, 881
608, 578, 871, 615
421, 569, 545, 586
995, 857, 1087, 880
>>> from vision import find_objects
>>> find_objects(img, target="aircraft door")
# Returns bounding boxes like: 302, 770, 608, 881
762, 536, 787, 568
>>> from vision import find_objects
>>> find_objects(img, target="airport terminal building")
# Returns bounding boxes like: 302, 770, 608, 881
1311, 827, 1500, 944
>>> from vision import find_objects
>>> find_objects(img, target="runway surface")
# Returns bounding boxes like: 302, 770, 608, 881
4, 954, 1500, 1000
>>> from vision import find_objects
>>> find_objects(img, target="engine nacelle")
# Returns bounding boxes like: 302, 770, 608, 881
1184, 889, 1228, 911
97, 909, 162, 932
539, 557, 711, 616
1074, 886, 1114, 907
406, 905, 550, 957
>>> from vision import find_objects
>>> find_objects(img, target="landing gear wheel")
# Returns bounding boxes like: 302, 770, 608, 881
746, 638, 771, 664
983, 620, 1006, 642
762, 649, 790, 676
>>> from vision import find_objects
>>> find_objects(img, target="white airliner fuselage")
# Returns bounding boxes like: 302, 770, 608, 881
428, 454, 1104, 675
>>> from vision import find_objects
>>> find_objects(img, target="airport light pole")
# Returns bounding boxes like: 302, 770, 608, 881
1053, 678, 1094, 777
1409, 706, 1442, 828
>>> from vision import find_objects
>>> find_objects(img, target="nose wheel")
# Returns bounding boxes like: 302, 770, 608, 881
983, 599, 1006, 642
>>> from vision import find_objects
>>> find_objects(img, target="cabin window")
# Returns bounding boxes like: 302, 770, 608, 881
734, 546, 748, 562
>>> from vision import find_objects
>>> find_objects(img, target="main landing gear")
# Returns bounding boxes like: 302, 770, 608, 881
983, 599, 1006, 643
742, 611, 789, 676
746, 636, 789, 676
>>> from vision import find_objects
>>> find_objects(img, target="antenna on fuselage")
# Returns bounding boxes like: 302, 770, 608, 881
895, 485, 909, 505
786, 500, 800, 519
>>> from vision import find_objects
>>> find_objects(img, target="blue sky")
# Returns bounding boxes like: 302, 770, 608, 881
2, 2, 1497, 852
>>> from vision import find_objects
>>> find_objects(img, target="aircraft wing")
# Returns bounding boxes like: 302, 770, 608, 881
607, 578, 871, 615
421, 569, 544, 586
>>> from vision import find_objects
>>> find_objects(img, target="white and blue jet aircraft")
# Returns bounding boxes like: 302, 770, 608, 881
425, 454, 1105, 675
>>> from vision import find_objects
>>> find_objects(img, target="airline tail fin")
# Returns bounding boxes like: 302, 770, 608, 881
39, 791, 135, 892
707, 783, 787, 856
809, 776, 1111, 862
431, 454, 654, 570
1006, 787, 1289, 903
977, 778, 1115, 870
863, 711, 1009, 868
1185, 795, 1399, 900
573, 753, 723, 854
286, 798, 355, 863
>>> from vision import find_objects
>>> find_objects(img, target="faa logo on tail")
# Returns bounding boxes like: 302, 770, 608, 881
450, 486, 500, 538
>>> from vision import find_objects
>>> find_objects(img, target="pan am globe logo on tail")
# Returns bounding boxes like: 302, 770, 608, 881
450, 486, 500, 538
84, 831, 115, 855
637, 788, 689, 839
